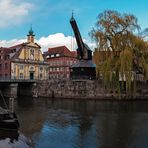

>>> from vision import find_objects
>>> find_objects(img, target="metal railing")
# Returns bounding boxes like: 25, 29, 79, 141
0, 76, 49, 82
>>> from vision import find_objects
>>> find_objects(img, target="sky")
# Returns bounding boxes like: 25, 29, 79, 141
0, 0, 148, 52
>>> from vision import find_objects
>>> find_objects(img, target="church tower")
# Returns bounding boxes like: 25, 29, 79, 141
27, 25, 35, 43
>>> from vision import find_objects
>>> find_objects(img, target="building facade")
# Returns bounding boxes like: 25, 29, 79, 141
44, 46, 77, 79
0, 28, 48, 80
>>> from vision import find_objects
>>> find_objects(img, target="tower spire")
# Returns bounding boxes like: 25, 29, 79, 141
28, 24, 34, 36
27, 24, 35, 43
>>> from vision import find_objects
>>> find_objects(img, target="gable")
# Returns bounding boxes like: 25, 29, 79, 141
18, 44, 44, 61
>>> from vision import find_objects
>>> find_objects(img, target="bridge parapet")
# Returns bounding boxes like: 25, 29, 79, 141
0, 78, 48, 83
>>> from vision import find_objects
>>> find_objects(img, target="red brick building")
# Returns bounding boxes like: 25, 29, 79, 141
44, 46, 77, 79
0, 47, 11, 79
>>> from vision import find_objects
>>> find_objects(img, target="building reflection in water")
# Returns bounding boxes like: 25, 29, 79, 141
13, 98, 148, 148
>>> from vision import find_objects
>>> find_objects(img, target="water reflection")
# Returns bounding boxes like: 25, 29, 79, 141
0, 130, 32, 148
4, 98, 148, 148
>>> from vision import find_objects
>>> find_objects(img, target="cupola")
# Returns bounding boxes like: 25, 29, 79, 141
27, 25, 35, 43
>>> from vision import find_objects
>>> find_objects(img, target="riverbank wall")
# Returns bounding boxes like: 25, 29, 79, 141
32, 80, 148, 100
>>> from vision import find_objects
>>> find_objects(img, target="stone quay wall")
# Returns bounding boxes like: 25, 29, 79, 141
32, 80, 148, 99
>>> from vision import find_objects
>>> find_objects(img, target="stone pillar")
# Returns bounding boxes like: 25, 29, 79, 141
4, 83, 18, 98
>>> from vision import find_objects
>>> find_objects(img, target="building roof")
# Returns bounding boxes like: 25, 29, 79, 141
45, 46, 77, 58
0, 47, 11, 51
0, 41, 41, 60
71, 60, 96, 68
8, 43, 25, 49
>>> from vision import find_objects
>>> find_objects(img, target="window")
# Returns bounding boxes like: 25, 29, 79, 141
49, 62, 52, 66
61, 61, 63, 65
51, 54, 54, 57
40, 73, 43, 79
5, 74, 8, 79
20, 65, 24, 70
5, 63, 8, 69
40, 67, 43, 71
30, 66, 34, 71
70, 61, 73, 65
54, 61, 56, 65
20, 73, 23, 79
30, 49, 34, 59
5, 55, 9, 60
13, 49, 16, 52
56, 54, 60, 57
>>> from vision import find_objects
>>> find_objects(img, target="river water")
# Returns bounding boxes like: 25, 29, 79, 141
1, 97, 148, 148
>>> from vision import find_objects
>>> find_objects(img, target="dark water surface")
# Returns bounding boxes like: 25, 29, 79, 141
2, 97, 148, 148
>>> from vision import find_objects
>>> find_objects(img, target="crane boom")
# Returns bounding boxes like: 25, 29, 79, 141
70, 15, 92, 60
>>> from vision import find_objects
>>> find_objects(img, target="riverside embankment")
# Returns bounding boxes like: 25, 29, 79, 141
32, 80, 148, 100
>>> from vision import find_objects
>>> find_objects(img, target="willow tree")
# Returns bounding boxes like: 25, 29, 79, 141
91, 10, 148, 97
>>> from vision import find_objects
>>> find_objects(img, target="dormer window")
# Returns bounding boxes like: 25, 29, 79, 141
56, 54, 60, 57
13, 49, 16, 52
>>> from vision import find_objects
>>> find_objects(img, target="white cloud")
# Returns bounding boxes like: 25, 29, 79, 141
0, 33, 96, 53
38, 33, 77, 52
38, 33, 96, 52
0, 0, 33, 27
0, 39, 26, 47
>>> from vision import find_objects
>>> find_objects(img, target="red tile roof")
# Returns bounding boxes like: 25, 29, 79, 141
46, 46, 77, 58
0, 47, 11, 53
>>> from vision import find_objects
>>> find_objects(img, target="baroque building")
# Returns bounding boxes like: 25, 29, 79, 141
0, 27, 48, 80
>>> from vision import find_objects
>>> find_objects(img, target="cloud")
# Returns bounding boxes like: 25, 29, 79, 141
0, 39, 26, 47
38, 33, 77, 52
0, 33, 96, 53
38, 33, 96, 52
0, 0, 33, 28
